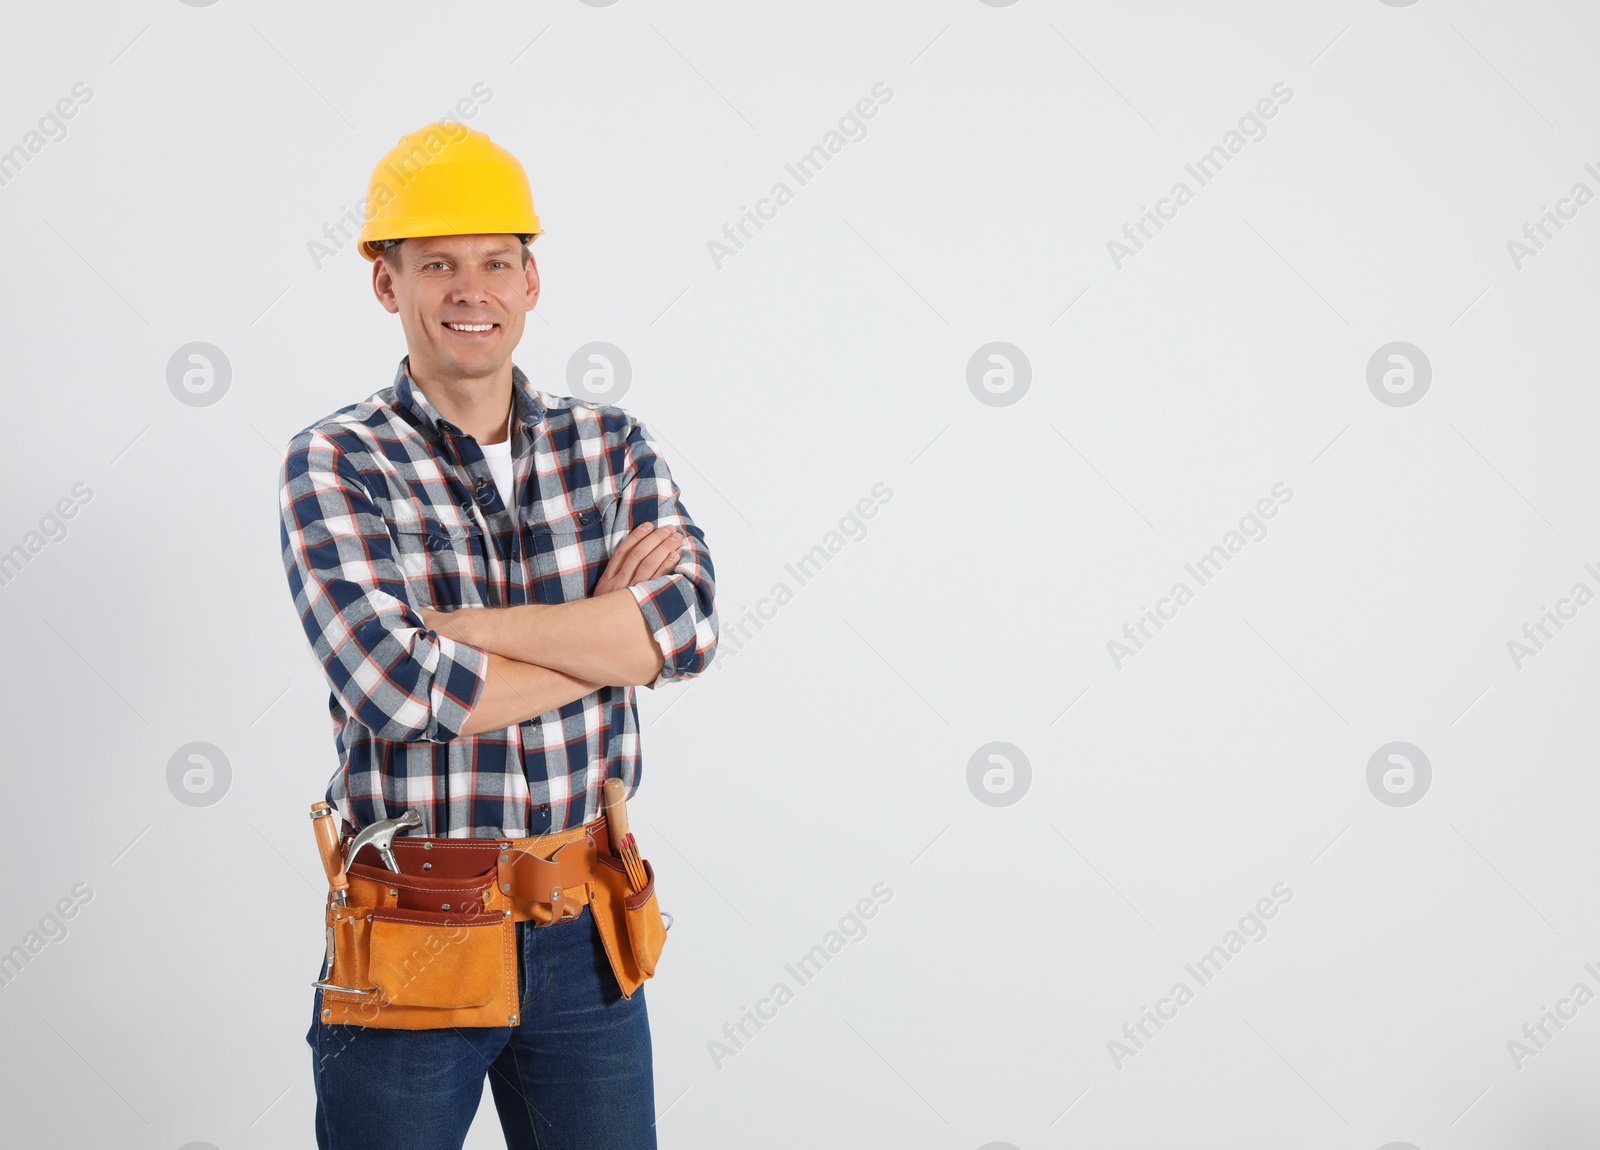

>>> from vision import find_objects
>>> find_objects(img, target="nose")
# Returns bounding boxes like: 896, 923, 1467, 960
450, 264, 492, 308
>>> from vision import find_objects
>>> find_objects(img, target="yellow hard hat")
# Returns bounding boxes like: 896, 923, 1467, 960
356, 122, 543, 261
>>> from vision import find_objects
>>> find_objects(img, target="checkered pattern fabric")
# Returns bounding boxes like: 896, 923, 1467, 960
278, 358, 718, 837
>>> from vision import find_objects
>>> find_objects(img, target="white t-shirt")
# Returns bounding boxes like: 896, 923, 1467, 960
479, 435, 514, 510
478, 406, 516, 510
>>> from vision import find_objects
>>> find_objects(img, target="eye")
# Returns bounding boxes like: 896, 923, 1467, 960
424, 261, 448, 271
490, 261, 509, 269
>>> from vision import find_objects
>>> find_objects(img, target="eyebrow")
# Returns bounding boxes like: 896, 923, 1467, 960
410, 245, 516, 260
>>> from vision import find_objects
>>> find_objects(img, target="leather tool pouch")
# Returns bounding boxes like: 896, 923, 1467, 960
317, 820, 668, 1026
320, 854, 517, 1030
586, 855, 668, 999
625, 859, 667, 979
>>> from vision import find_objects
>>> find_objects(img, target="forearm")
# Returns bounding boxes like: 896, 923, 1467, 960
451, 591, 665, 687
456, 651, 607, 737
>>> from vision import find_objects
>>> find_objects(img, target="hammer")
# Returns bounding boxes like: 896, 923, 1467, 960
343, 809, 423, 874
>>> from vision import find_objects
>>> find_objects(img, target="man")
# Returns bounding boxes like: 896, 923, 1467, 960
277, 121, 718, 1150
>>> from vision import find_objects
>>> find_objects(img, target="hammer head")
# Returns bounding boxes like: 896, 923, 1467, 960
343, 809, 422, 874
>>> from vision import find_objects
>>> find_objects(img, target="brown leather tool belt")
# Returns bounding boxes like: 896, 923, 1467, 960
316, 817, 667, 1030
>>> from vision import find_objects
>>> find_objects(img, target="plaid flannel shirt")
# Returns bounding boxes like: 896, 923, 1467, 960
278, 358, 718, 837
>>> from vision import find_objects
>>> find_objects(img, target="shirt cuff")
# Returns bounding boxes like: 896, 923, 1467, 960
627, 575, 692, 690
423, 632, 490, 741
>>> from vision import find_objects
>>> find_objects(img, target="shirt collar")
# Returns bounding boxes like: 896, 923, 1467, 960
391, 356, 544, 445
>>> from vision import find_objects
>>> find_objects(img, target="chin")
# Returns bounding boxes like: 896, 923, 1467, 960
440, 346, 507, 374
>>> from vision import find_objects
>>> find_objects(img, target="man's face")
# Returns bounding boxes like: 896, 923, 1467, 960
372, 233, 539, 385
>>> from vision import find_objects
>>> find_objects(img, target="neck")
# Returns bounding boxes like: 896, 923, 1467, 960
410, 359, 514, 445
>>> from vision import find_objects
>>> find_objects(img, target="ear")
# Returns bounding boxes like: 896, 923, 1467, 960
522, 249, 540, 313
372, 253, 401, 314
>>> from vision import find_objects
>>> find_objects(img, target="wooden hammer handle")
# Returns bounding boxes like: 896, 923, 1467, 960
601, 778, 630, 850
310, 802, 349, 901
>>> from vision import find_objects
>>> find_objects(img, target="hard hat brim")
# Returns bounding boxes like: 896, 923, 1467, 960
359, 227, 542, 263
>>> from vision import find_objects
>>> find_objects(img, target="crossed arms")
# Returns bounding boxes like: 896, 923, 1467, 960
422, 524, 685, 735
279, 417, 719, 744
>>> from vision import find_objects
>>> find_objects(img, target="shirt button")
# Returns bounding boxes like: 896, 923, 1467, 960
475, 475, 491, 488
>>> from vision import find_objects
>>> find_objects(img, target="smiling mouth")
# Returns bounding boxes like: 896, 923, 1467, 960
443, 321, 498, 333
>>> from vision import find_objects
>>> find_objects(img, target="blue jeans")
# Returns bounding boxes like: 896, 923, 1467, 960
307, 905, 656, 1149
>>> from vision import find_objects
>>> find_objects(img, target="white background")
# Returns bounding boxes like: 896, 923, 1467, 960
2, 1, 1598, 1147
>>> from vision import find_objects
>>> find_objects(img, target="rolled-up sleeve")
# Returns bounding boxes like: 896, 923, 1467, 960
615, 418, 720, 689
279, 429, 487, 741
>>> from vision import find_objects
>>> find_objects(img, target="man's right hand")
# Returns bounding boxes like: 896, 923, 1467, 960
593, 523, 684, 597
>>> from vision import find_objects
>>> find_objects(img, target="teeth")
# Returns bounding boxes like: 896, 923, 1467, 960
446, 323, 494, 331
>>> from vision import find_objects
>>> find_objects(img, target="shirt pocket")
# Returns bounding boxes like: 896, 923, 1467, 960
530, 494, 616, 602
392, 516, 483, 609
